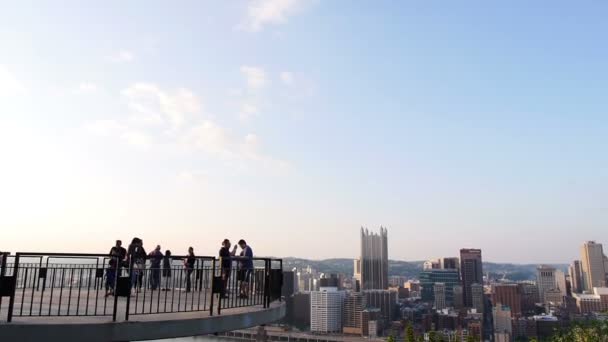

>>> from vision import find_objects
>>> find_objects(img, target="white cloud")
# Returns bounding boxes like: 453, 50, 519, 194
181, 120, 231, 157
108, 50, 135, 63
86, 82, 287, 169
85, 119, 151, 148
122, 83, 202, 129
240, 66, 268, 89
240, 0, 314, 32
75, 82, 98, 93
239, 103, 259, 122
0, 65, 27, 96
279, 71, 294, 85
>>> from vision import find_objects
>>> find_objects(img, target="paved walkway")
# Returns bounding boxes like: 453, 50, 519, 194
0, 287, 265, 323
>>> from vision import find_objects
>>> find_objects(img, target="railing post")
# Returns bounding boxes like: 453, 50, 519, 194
278, 259, 283, 302
112, 256, 119, 322
124, 258, 132, 321
209, 257, 215, 316
263, 259, 270, 309
7, 253, 20, 322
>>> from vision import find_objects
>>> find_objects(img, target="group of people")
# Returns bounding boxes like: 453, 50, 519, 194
104, 238, 254, 299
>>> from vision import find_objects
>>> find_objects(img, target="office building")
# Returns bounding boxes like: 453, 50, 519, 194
364, 289, 396, 323
310, 287, 345, 333
282, 270, 296, 297
581, 241, 606, 290
440, 257, 459, 270
453, 285, 464, 309
419, 269, 460, 305
519, 282, 539, 314
343, 292, 365, 335
460, 248, 483, 308
434, 283, 447, 310
361, 308, 381, 337
491, 283, 522, 317
493, 305, 513, 337
360, 227, 388, 290
569, 260, 583, 294
471, 283, 484, 313
555, 270, 567, 297
353, 259, 361, 284
536, 265, 556, 303
423, 259, 440, 270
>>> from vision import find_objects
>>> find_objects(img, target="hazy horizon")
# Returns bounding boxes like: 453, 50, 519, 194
1, 1, 607, 264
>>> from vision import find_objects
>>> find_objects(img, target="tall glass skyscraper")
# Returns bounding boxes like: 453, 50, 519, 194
360, 227, 389, 290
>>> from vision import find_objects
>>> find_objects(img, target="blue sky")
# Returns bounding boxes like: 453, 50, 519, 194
1, 1, 607, 263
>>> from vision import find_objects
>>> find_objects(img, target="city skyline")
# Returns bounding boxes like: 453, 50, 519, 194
2, 1, 608, 263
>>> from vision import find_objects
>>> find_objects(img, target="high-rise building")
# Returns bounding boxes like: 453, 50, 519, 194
440, 257, 460, 270
434, 282, 447, 310
419, 269, 461, 305
310, 287, 345, 333
460, 248, 483, 308
581, 241, 606, 290
453, 285, 464, 309
493, 305, 513, 338
282, 270, 297, 297
555, 270, 567, 297
360, 227, 388, 290
492, 284, 522, 317
518, 282, 539, 314
569, 260, 583, 294
423, 259, 440, 270
353, 259, 361, 284
536, 265, 557, 303
363, 289, 396, 323
471, 283, 484, 313
342, 292, 365, 335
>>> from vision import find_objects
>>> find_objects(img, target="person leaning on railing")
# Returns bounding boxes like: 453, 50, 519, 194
219, 239, 235, 299
148, 245, 163, 291
127, 237, 146, 292
235, 239, 254, 299
106, 240, 127, 297
184, 247, 195, 292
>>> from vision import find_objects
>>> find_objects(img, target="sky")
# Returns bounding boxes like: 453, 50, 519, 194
1, 1, 607, 263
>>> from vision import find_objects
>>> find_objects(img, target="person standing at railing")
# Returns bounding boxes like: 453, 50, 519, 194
127, 238, 146, 292
162, 250, 172, 291
148, 245, 163, 290
236, 239, 254, 299
184, 247, 195, 292
106, 240, 127, 297
219, 239, 236, 299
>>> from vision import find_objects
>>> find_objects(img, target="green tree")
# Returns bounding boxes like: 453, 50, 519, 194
428, 330, 438, 342
386, 336, 396, 342
405, 322, 415, 342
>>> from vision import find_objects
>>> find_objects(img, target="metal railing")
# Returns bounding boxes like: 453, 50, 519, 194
0, 252, 283, 323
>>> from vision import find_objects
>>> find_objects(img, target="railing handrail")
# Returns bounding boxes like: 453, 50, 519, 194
0, 251, 283, 324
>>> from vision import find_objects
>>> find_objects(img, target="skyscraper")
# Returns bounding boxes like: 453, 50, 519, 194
580, 241, 606, 290
491, 284, 522, 317
440, 257, 460, 270
419, 269, 461, 305
536, 265, 556, 304
360, 227, 388, 290
343, 292, 365, 335
569, 260, 583, 294
460, 248, 483, 308
471, 283, 484, 313
310, 287, 345, 333
434, 282, 447, 310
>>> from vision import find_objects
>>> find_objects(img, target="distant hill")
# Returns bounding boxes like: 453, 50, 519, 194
281, 257, 568, 281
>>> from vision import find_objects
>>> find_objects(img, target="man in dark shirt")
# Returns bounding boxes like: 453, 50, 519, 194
106, 240, 127, 297
219, 239, 236, 298
184, 247, 195, 292
148, 245, 163, 290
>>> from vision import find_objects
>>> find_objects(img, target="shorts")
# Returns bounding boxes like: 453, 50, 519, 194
238, 269, 252, 282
